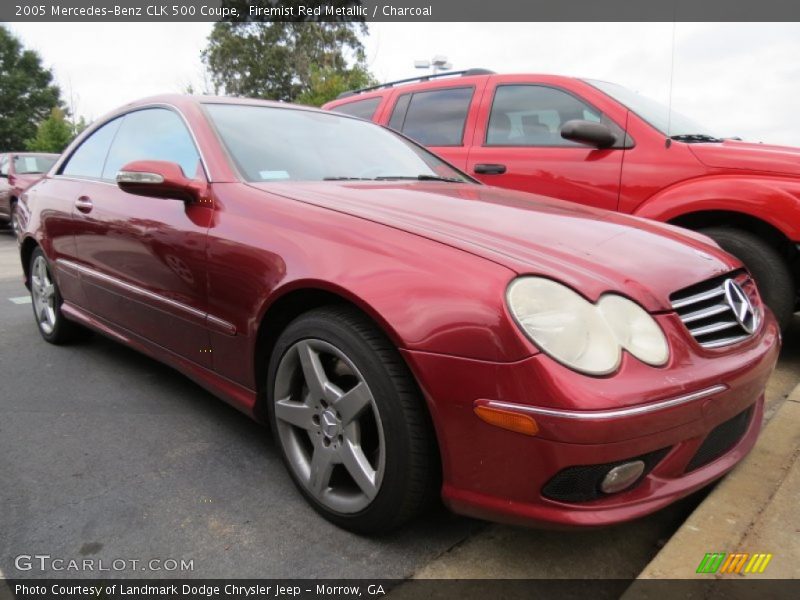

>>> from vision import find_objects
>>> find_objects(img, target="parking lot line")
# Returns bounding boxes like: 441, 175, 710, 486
8, 295, 31, 304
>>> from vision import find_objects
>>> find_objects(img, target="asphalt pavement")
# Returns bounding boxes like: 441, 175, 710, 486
0, 228, 798, 580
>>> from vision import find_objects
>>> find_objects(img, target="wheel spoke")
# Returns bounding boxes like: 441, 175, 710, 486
308, 446, 335, 497
42, 284, 55, 300
339, 439, 378, 500
297, 341, 342, 402
333, 382, 371, 426
37, 259, 47, 283
274, 396, 315, 430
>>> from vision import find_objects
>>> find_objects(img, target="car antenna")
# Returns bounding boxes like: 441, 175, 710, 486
665, 20, 677, 148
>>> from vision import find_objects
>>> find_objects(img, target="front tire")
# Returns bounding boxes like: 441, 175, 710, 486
700, 227, 796, 330
29, 247, 86, 344
266, 306, 438, 534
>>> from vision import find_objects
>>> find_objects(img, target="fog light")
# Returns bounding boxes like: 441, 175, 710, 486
600, 460, 646, 494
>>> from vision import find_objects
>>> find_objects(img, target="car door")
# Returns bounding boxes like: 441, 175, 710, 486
383, 83, 486, 170
467, 80, 626, 211
68, 107, 214, 366
0, 155, 10, 218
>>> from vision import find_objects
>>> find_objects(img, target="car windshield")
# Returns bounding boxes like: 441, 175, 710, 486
585, 79, 723, 142
14, 155, 57, 174
204, 103, 472, 183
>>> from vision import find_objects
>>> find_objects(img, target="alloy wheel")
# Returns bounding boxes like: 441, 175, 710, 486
273, 338, 386, 514
31, 255, 57, 335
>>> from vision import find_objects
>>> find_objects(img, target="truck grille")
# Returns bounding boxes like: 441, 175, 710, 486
670, 270, 759, 349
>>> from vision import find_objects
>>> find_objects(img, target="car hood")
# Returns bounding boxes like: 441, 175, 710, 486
253, 181, 739, 312
689, 139, 800, 177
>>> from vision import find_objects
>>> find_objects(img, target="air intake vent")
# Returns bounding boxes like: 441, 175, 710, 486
670, 271, 759, 349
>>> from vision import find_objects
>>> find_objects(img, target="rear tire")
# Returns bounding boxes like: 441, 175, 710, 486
700, 227, 795, 330
29, 247, 88, 344
266, 305, 438, 534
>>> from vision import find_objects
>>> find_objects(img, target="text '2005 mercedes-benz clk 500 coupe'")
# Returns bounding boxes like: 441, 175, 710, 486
18, 95, 779, 534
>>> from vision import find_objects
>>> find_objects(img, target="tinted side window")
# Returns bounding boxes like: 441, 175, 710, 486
398, 87, 473, 146
102, 108, 201, 180
61, 118, 123, 179
332, 97, 382, 120
388, 94, 411, 131
487, 85, 616, 147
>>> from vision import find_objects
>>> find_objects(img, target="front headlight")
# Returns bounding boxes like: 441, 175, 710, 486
507, 277, 669, 376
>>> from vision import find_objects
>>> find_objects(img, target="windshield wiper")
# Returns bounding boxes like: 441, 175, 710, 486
374, 174, 464, 183
669, 134, 723, 143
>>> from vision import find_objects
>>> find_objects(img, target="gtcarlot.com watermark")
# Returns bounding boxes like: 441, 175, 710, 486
14, 554, 194, 572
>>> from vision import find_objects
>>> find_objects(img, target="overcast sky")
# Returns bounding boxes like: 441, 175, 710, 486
7, 22, 800, 145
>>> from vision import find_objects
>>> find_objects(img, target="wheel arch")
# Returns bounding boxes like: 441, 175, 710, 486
667, 209, 798, 272
250, 284, 445, 485
252, 283, 404, 419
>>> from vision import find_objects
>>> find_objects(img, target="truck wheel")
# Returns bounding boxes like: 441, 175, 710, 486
700, 227, 795, 330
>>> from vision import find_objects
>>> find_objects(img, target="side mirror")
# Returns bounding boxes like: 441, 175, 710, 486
116, 160, 205, 203
560, 120, 617, 149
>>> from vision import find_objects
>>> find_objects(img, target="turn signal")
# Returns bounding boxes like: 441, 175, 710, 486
474, 405, 539, 436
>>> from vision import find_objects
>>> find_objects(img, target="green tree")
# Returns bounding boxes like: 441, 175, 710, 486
0, 26, 62, 150
202, 20, 373, 103
26, 107, 80, 153
295, 64, 377, 106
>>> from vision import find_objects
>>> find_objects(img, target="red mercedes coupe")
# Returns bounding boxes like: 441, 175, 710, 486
18, 95, 779, 533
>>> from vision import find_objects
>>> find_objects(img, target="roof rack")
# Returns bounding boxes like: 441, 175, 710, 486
336, 68, 496, 99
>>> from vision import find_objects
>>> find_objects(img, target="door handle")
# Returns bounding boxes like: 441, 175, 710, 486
75, 196, 93, 213
473, 163, 507, 175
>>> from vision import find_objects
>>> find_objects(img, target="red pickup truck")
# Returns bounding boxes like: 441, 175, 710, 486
323, 70, 800, 329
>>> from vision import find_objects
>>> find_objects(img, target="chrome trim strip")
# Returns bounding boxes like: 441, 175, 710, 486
480, 384, 729, 421
700, 335, 751, 349
208, 314, 237, 336
671, 286, 725, 309
57, 259, 236, 335
681, 303, 730, 324
689, 320, 739, 337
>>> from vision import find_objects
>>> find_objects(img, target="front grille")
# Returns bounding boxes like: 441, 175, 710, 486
542, 448, 669, 503
685, 407, 753, 472
670, 270, 757, 349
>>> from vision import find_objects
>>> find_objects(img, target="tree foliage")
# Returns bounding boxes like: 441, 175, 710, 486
0, 26, 62, 150
295, 64, 376, 106
26, 107, 85, 153
202, 20, 374, 104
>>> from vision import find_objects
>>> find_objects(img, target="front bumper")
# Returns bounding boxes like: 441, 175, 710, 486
402, 310, 780, 528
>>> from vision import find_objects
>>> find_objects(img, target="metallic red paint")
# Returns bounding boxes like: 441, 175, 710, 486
325, 73, 800, 294
20, 95, 780, 528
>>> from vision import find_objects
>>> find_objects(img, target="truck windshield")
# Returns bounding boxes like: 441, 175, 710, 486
585, 79, 723, 142
204, 103, 473, 183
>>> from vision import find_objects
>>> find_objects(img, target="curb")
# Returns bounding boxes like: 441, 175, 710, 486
626, 383, 800, 585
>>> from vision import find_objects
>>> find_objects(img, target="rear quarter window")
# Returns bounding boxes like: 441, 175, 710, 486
331, 97, 382, 120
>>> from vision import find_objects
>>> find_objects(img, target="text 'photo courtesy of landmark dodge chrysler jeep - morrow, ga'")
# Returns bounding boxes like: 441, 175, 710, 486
19, 95, 779, 533
325, 69, 800, 331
